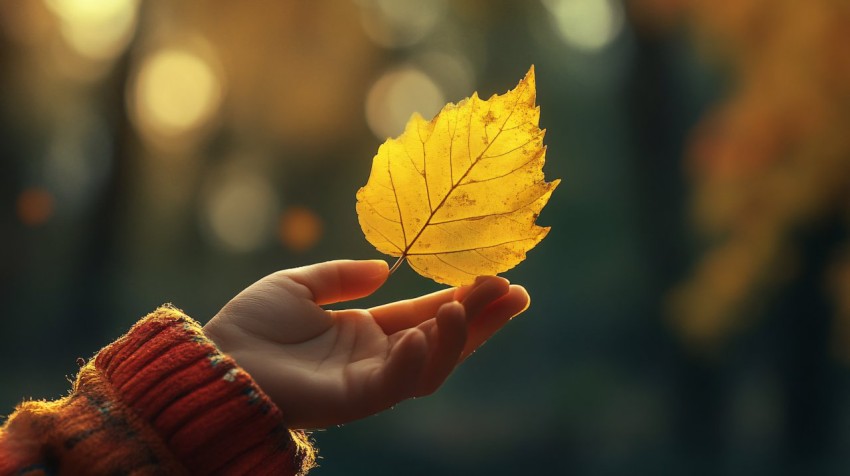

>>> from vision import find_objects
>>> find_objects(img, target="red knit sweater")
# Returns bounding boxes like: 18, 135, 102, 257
0, 306, 316, 475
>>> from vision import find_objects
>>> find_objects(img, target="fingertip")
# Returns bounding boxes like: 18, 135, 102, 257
509, 285, 531, 316
461, 276, 511, 320
458, 285, 531, 362
436, 301, 467, 344
454, 275, 504, 301
363, 259, 390, 284
483, 276, 511, 296
284, 259, 390, 305
436, 301, 465, 324
368, 259, 390, 272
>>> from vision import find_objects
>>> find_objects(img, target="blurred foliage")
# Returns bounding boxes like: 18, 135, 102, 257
636, 0, 850, 356
2, 1, 850, 475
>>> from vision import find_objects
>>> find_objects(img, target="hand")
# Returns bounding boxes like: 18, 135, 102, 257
203, 260, 530, 429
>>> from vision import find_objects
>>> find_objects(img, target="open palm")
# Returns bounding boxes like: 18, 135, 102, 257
203, 260, 529, 429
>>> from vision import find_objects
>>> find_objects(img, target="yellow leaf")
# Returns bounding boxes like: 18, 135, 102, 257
356, 66, 560, 286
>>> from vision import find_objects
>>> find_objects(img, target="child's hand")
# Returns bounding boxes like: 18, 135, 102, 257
203, 260, 530, 429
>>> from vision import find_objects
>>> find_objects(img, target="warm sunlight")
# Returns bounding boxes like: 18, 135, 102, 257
542, 0, 624, 52
129, 47, 222, 143
44, 0, 138, 60
365, 66, 444, 139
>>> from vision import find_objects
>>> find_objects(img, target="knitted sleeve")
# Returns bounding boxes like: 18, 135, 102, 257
0, 305, 317, 475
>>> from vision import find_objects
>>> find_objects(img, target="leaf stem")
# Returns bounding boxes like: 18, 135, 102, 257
389, 256, 406, 275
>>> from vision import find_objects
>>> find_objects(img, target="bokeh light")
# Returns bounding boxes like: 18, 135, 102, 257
278, 206, 324, 253
357, 0, 445, 48
16, 188, 55, 226
44, 0, 139, 61
366, 66, 445, 139
200, 167, 278, 254
414, 50, 476, 101
129, 47, 223, 146
541, 0, 624, 52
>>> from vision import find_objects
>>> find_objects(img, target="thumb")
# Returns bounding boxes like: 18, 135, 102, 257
280, 259, 389, 305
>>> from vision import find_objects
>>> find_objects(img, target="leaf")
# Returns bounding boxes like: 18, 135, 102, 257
356, 66, 560, 286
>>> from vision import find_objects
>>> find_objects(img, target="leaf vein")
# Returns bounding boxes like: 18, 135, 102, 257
403, 143, 424, 177
363, 223, 403, 253
460, 152, 540, 187
480, 137, 536, 161
419, 124, 433, 213
362, 197, 402, 224
386, 147, 407, 247
473, 249, 513, 267
429, 192, 544, 225
407, 236, 539, 256
434, 254, 477, 276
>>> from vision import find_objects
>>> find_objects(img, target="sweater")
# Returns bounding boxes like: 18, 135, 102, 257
0, 306, 317, 475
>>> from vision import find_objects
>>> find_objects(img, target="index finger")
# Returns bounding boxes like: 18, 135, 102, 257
369, 288, 457, 335
369, 276, 510, 335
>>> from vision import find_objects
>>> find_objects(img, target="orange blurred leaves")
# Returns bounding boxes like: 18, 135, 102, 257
639, 0, 850, 351
16, 188, 54, 226
279, 206, 323, 253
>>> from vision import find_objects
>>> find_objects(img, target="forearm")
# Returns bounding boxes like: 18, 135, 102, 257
0, 306, 316, 475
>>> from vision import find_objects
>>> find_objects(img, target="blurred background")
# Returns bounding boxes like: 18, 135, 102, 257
2, 0, 850, 474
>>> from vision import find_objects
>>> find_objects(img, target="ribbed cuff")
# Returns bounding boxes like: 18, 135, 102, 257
94, 305, 316, 475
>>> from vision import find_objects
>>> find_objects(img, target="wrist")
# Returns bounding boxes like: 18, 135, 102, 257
96, 305, 316, 473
